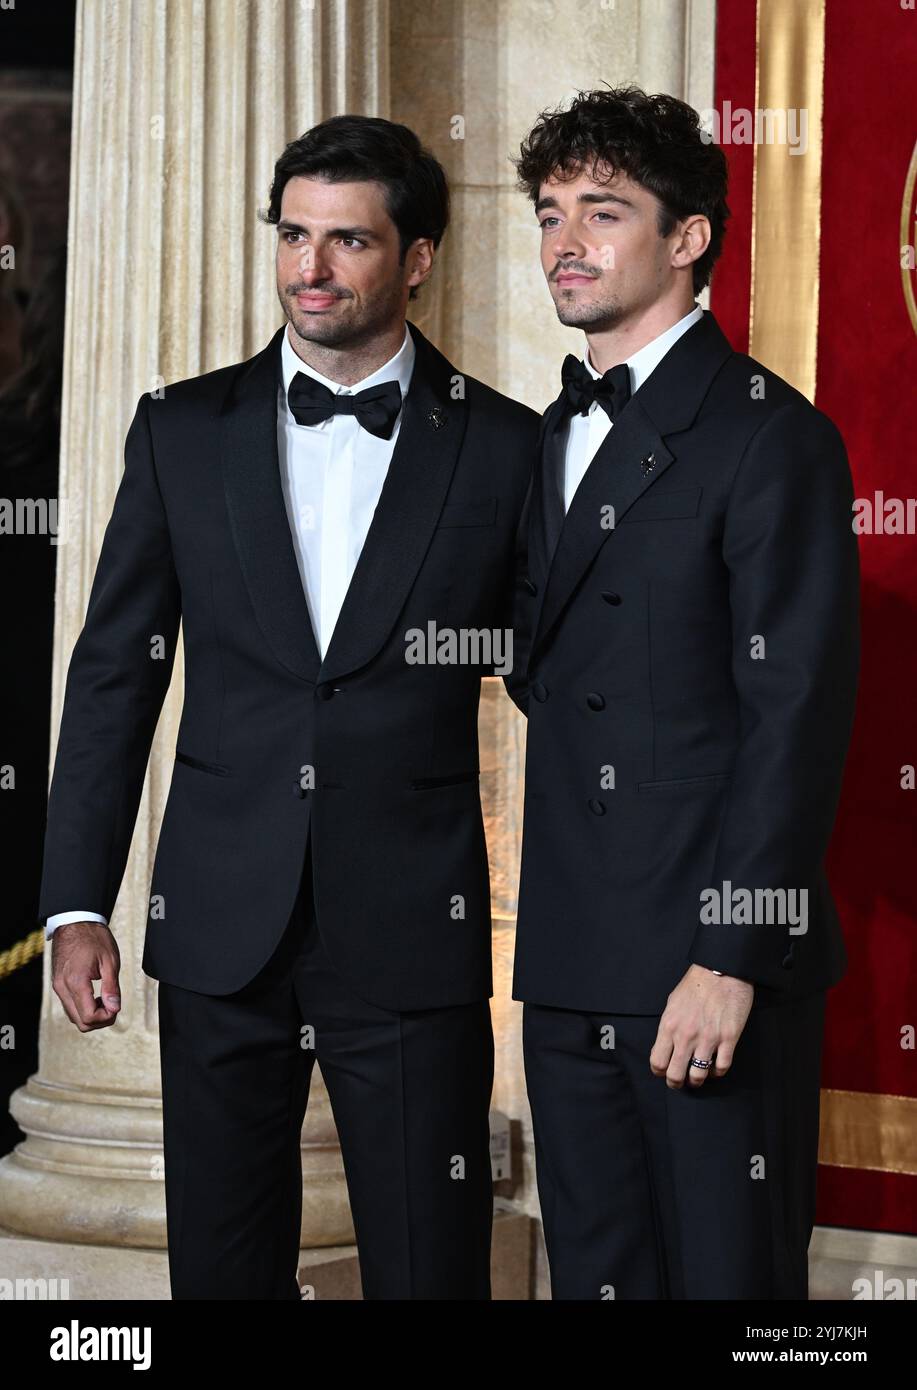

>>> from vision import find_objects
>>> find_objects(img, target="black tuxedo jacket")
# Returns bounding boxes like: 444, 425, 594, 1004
38, 322, 539, 1008
507, 310, 860, 1014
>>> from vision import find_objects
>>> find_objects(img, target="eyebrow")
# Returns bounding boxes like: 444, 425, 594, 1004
534, 191, 636, 214
276, 220, 379, 240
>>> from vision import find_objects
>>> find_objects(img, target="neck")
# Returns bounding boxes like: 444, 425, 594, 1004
286, 319, 407, 387
585, 296, 698, 374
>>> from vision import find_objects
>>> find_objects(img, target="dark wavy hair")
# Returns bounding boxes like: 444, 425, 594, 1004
514, 86, 729, 295
260, 115, 449, 300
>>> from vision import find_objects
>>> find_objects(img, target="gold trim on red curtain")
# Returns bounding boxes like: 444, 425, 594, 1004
752, 0, 912, 1180
750, 0, 825, 399
820, 1090, 917, 1176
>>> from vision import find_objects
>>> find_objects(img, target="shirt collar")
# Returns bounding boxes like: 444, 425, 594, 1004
280, 321, 416, 416
583, 304, 704, 396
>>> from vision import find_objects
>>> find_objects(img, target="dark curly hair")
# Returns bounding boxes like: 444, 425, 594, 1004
260, 115, 449, 300
514, 86, 729, 295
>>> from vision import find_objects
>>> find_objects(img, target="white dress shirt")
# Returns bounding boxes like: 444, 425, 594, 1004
278, 322, 415, 657
562, 304, 703, 511
46, 323, 415, 938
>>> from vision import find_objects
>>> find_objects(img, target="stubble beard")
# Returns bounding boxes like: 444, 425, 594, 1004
553, 282, 627, 332
279, 278, 403, 353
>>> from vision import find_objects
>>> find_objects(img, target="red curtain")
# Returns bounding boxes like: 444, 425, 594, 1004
712, 0, 917, 1233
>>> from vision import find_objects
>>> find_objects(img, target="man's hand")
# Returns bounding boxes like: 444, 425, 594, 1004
649, 964, 753, 1090
51, 921, 122, 1031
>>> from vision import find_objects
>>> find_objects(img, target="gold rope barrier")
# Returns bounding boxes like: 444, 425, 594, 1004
0, 929, 45, 979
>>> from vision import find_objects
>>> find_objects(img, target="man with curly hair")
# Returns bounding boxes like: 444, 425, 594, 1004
507, 87, 859, 1300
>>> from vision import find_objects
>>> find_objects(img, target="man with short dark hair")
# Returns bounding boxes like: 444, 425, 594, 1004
508, 87, 859, 1299
39, 115, 538, 1300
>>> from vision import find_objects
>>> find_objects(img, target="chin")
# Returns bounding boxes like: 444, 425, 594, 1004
554, 294, 625, 332
290, 313, 349, 347
555, 303, 609, 330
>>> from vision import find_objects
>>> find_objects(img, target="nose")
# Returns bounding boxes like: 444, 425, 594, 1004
552, 227, 589, 265
297, 243, 331, 285
552, 246, 586, 275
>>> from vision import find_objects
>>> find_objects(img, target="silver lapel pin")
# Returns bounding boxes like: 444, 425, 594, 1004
640, 452, 656, 475
429, 407, 446, 430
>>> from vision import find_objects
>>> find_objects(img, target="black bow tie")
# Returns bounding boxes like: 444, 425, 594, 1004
287, 372, 403, 440
560, 355, 632, 423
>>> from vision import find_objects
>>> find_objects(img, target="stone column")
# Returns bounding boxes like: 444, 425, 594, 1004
0, 0, 389, 1286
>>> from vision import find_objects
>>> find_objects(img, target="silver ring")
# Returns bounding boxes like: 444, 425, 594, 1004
689, 1057, 712, 1070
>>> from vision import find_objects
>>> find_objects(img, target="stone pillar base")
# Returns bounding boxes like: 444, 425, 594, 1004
0, 1076, 354, 1250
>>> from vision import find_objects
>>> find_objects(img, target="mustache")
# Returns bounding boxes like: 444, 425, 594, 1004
287, 285, 353, 298
550, 264, 600, 281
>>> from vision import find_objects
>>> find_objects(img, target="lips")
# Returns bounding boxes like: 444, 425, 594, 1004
295, 292, 338, 309
555, 274, 595, 285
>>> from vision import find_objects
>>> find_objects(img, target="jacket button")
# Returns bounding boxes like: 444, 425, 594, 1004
293, 784, 308, 799
532, 682, 549, 703
318, 684, 335, 701
586, 692, 605, 711
588, 798, 606, 815
601, 591, 622, 606
523, 576, 538, 596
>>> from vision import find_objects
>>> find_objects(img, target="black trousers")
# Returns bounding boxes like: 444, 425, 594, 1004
522, 991, 826, 1300
157, 860, 494, 1300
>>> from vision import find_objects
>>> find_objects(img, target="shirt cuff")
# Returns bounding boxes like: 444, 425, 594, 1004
45, 911, 109, 940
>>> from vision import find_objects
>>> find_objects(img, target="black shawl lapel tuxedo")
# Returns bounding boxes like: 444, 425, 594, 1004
39, 321, 539, 1007
319, 323, 472, 686
509, 309, 860, 1013
220, 320, 473, 688
218, 325, 322, 686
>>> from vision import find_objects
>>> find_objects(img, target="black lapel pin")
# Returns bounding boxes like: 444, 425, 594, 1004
640, 452, 656, 476
428, 407, 446, 431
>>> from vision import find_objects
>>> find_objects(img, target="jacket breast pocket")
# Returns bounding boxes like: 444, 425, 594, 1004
636, 772, 731, 793
436, 497, 497, 528
174, 749, 233, 777
619, 486, 702, 523
409, 771, 480, 790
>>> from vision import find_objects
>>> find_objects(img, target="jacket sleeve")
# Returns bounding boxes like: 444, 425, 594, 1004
688, 400, 860, 988
37, 394, 182, 928
502, 404, 549, 720
501, 470, 535, 716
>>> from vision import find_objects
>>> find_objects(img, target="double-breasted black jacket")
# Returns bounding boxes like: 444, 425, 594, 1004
507, 310, 860, 1013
